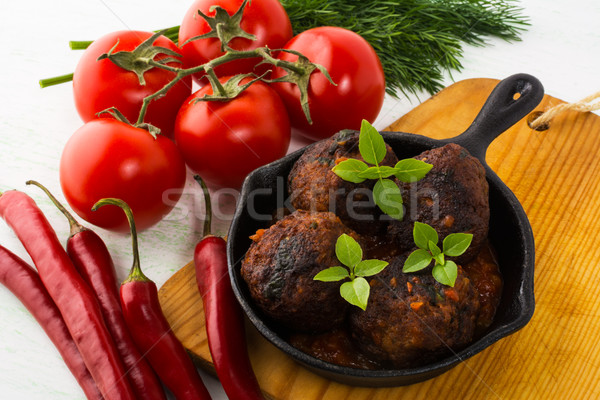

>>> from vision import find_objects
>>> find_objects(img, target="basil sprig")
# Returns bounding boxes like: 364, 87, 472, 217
332, 120, 432, 220
314, 234, 388, 310
403, 221, 473, 286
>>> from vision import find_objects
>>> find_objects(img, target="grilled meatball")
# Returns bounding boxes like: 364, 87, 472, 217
462, 241, 503, 334
349, 255, 480, 368
389, 143, 489, 264
288, 129, 398, 235
241, 210, 359, 333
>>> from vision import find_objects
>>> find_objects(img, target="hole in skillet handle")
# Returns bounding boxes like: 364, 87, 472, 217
446, 73, 545, 164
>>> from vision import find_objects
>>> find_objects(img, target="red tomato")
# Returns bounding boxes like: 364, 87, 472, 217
174, 78, 291, 188
72, 30, 192, 138
60, 119, 187, 232
178, 0, 293, 83
271, 27, 386, 142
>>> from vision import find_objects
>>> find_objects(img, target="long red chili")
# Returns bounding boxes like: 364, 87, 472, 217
0, 244, 103, 400
0, 190, 136, 400
193, 175, 264, 400
93, 197, 212, 400
26, 181, 167, 400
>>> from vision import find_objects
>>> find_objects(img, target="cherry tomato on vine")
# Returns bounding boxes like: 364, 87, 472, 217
72, 30, 191, 138
174, 78, 291, 188
271, 27, 386, 142
60, 119, 187, 232
178, 0, 293, 84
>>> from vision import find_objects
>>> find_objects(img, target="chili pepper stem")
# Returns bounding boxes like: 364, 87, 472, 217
91, 198, 150, 283
25, 180, 85, 237
194, 175, 212, 237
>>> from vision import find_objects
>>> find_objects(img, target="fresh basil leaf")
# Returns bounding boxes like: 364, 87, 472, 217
340, 277, 370, 310
335, 234, 362, 269
432, 260, 458, 287
394, 159, 433, 182
354, 259, 388, 277
433, 251, 445, 266
313, 266, 350, 282
443, 233, 473, 257
373, 179, 404, 220
413, 221, 439, 250
357, 165, 398, 180
332, 159, 368, 183
358, 120, 387, 165
403, 248, 434, 273
428, 240, 442, 257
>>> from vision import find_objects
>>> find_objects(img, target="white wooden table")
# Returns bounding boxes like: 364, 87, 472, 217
1, 0, 598, 398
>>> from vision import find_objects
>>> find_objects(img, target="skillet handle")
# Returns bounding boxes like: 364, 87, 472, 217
447, 73, 544, 164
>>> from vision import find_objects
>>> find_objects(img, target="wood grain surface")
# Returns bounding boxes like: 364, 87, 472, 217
158, 78, 600, 400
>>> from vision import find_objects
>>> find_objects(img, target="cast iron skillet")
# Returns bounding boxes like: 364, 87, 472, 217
227, 73, 544, 387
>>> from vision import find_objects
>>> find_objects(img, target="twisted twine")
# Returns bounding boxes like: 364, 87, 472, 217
528, 91, 600, 131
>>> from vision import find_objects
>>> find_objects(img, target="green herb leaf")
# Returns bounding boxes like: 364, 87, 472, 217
434, 253, 445, 266
394, 159, 433, 182
358, 120, 387, 165
430, 240, 445, 265
340, 277, 370, 310
432, 260, 458, 287
354, 259, 388, 277
357, 166, 398, 180
332, 159, 368, 183
319, 233, 389, 310
428, 240, 442, 257
373, 179, 404, 220
443, 233, 474, 257
403, 249, 434, 273
413, 221, 439, 250
314, 266, 350, 282
335, 234, 362, 269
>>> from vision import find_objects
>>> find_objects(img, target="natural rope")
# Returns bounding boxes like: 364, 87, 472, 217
529, 91, 600, 131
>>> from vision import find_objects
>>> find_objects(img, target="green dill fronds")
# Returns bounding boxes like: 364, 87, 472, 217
281, 0, 529, 97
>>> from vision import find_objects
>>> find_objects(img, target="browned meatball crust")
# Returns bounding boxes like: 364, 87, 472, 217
241, 210, 359, 333
462, 241, 503, 334
288, 130, 398, 235
349, 256, 480, 368
389, 143, 489, 264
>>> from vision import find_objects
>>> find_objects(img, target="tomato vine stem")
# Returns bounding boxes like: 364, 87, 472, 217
69, 41, 93, 50
135, 42, 328, 127
38, 73, 74, 88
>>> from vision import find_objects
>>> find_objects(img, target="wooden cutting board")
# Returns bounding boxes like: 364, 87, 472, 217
158, 78, 600, 399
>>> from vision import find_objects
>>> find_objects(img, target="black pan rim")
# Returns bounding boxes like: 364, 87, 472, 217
226, 132, 536, 387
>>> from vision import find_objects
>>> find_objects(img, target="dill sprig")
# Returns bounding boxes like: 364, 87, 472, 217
281, 0, 529, 97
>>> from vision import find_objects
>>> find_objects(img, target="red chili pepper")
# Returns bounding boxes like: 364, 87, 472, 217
26, 181, 167, 400
0, 190, 136, 400
0, 244, 102, 400
193, 175, 264, 400
93, 197, 212, 400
